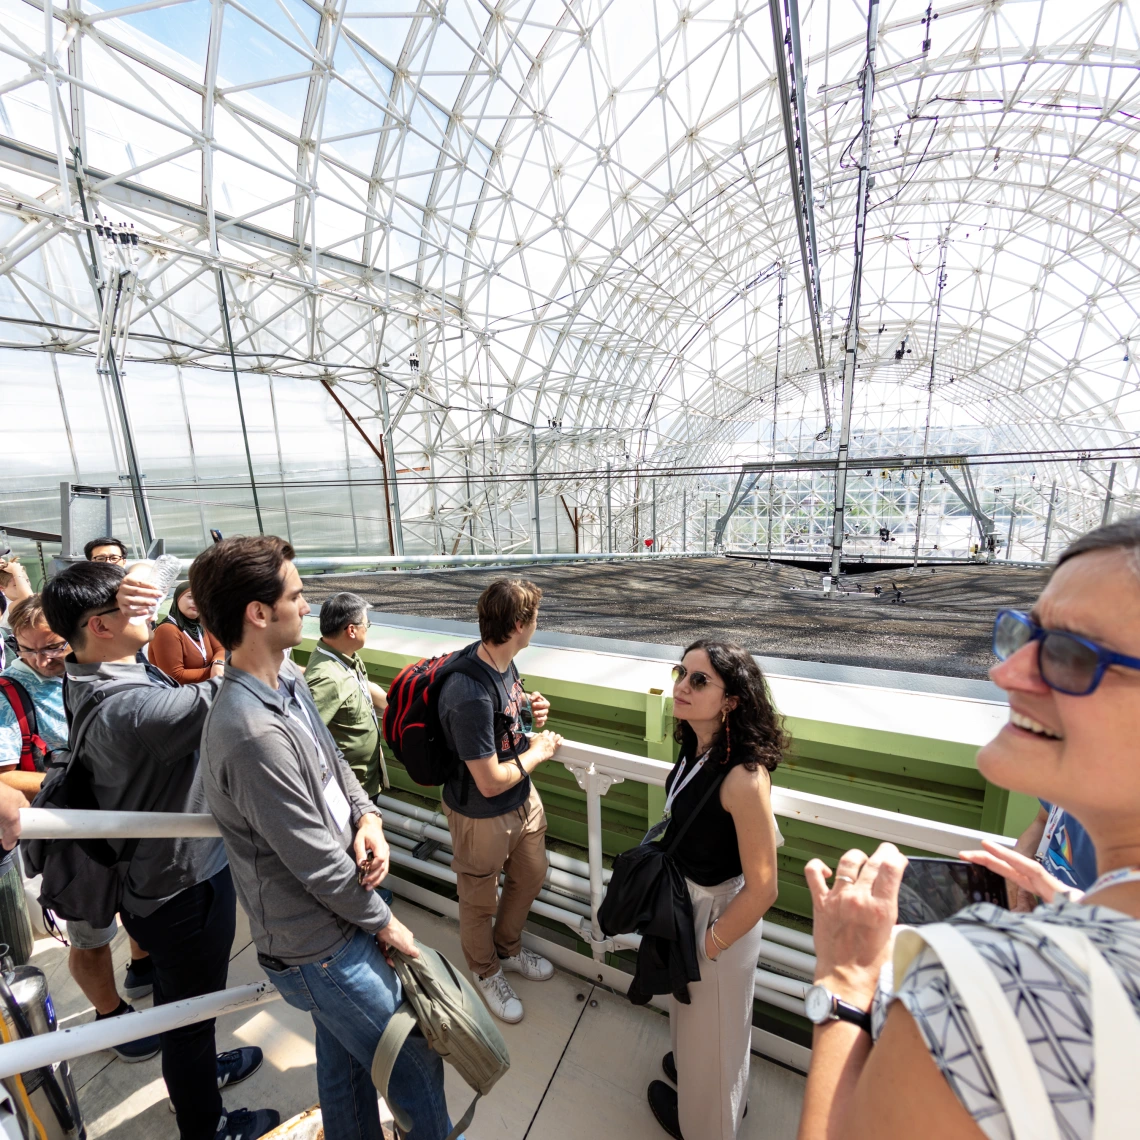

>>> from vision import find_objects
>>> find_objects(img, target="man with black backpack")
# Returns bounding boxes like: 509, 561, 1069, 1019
40, 562, 279, 1140
434, 578, 562, 1024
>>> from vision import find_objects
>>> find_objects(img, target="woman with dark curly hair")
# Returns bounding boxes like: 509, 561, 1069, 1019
648, 639, 785, 1140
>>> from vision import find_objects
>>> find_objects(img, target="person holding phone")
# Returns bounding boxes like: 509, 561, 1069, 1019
797, 517, 1140, 1140
647, 640, 783, 1140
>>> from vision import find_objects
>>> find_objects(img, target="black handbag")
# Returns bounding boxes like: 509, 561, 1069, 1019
597, 767, 728, 938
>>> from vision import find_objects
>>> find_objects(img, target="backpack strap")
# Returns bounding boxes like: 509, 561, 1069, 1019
371, 1003, 417, 1135
370, 1003, 477, 1140
893, 923, 1061, 1140
1021, 918, 1140, 1140
0, 677, 47, 772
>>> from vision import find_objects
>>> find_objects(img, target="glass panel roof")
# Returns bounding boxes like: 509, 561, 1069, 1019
0, 0, 1138, 555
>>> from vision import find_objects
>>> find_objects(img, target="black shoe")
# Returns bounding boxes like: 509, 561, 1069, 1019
96, 1002, 161, 1063
123, 957, 154, 1001
662, 1051, 677, 1085
217, 1047, 263, 1089
648, 1080, 683, 1140
214, 1108, 281, 1140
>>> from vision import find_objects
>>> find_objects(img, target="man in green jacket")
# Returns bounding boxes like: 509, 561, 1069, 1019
305, 592, 387, 797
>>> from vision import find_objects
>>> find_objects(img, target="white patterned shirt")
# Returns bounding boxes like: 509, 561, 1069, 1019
873, 902, 1140, 1140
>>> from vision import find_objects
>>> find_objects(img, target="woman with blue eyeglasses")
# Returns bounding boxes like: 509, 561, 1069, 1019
796, 518, 1140, 1140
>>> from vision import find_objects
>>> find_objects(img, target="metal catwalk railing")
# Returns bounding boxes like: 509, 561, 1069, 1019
0, 740, 1011, 1079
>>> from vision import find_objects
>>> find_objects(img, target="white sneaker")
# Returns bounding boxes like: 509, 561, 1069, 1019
499, 947, 554, 981
475, 969, 524, 1023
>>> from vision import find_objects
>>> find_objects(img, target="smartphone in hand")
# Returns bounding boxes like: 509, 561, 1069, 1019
898, 857, 1009, 924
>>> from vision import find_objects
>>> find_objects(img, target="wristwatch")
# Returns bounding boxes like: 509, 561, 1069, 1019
804, 984, 872, 1034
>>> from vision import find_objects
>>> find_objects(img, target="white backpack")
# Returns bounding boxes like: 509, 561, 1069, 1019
893, 919, 1140, 1140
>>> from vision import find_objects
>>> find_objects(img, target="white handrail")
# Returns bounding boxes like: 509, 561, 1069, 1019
0, 982, 279, 1080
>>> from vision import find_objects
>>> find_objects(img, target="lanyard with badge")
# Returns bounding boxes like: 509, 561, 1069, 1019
286, 684, 352, 833
642, 751, 710, 845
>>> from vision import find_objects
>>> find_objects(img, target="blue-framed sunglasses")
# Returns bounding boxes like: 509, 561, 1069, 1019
993, 609, 1140, 696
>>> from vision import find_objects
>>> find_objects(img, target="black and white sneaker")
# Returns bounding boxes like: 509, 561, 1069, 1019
217, 1047, 263, 1089
214, 1108, 280, 1140
123, 957, 154, 1001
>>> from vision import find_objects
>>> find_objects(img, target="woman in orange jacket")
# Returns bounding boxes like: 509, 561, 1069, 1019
150, 583, 224, 684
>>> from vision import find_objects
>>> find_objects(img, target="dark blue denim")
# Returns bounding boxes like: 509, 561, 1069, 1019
261, 928, 454, 1140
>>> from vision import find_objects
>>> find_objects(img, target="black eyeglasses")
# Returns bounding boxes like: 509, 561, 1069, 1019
81, 605, 121, 630
672, 664, 724, 691
993, 609, 1140, 696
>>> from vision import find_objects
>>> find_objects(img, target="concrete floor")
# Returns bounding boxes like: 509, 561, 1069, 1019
34, 899, 804, 1140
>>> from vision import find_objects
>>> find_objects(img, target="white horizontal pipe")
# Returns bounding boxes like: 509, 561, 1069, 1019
0, 982, 278, 1080
762, 923, 815, 954
19, 808, 220, 840
757, 940, 816, 977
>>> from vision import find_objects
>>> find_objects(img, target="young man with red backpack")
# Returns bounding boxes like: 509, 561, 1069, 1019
388, 578, 563, 1022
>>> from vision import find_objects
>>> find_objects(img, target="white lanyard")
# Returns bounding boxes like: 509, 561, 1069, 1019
314, 645, 377, 724
1086, 866, 1140, 895
284, 686, 328, 780
182, 627, 207, 663
663, 751, 710, 819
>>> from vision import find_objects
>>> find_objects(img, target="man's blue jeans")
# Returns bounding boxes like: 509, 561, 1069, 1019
260, 929, 454, 1140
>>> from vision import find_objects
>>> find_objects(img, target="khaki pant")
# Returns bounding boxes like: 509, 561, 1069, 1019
443, 784, 548, 978
670, 875, 765, 1140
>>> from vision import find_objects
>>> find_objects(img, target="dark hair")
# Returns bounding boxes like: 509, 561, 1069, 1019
673, 639, 786, 773
1054, 515, 1140, 575
41, 561, 125, 648
84, 536, 127, 560
189, 535, 295, 650
320, 591, 367, 638
477, 578, 542, 645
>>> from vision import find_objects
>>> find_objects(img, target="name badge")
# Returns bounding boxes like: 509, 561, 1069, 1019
323, 773, 351, 833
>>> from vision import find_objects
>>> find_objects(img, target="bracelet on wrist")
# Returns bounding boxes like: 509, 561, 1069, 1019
709, 922, 730, 952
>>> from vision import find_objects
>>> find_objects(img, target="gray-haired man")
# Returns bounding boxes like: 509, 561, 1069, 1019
304, 592, 387, 797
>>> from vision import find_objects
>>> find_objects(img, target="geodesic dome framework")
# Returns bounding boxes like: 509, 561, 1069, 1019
1, 0, 1138, 559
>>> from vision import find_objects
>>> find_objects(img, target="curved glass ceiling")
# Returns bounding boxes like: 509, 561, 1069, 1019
0, 0, 1137, 556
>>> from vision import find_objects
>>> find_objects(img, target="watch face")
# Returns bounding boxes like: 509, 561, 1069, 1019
804, 985, 833, 1024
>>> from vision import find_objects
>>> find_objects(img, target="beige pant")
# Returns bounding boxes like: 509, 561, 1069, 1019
443, 784, 548, 978
670, 875, 765, 1140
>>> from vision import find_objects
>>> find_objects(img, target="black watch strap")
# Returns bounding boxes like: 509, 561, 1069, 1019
833, 997, 872, 1034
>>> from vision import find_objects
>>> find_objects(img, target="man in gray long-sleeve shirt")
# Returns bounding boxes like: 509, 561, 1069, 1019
192, 536, 454, 1140
41, 562, 277, 1140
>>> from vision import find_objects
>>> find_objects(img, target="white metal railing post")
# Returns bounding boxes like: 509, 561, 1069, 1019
562, 760, 623, 959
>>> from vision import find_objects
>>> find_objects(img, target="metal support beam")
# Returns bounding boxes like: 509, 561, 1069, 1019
1102, 462, 1117, 526
828, 0, 880, 577
376, 374, 404, 556
936, 465, 995, 541
768, 0, 830, 433
912, 232, 949, 567
1042, 482, 1058, 561
714, 469, 763, 547
217, 270, 264, 534
605, 462, 613, 554
530, 428, 541, 555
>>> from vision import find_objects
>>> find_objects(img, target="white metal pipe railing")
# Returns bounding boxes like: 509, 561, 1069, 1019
0, 982, 279, 1080
3, 737, 1012, 1077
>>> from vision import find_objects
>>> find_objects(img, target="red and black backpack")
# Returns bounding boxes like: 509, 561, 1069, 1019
382, 642, 521, 790
0, 676, 49, 772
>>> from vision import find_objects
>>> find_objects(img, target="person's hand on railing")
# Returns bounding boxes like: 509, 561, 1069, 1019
959, 838, 1078, 908
0, 783, 23, 850
530, 729, 563, 762
805, 842, 909, 1009
376, 915, 419, 963
529, 691, 550, 728
354, 813, 390, 889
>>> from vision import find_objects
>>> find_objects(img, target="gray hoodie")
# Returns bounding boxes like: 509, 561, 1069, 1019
61, 658, 228, 915
199, 661, 389, 965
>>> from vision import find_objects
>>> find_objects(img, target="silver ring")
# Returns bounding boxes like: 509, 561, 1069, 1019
835, 874, 857, 885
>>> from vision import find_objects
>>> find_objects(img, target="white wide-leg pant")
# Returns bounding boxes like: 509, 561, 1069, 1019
670, 874, 765, 1140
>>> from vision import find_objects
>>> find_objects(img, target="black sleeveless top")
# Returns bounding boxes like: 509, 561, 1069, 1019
662, 752, 743, 886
